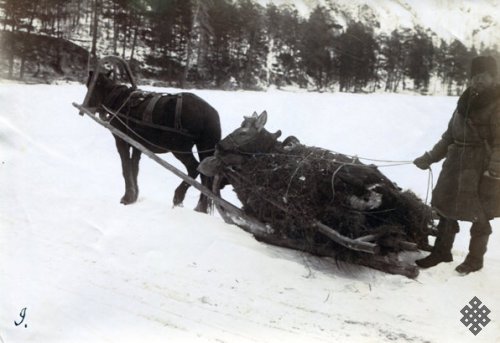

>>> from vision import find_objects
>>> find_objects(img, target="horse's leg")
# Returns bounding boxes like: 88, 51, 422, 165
195, 142, 218, 213
172, 151, 202, 211
130, 147, 142, 200
115, 137, 139, 205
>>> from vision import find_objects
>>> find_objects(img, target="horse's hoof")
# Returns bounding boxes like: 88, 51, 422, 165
194, 203, 208, 213
173, 192, 186, 207
120, 194, 137, 205
173, 195, 184, 207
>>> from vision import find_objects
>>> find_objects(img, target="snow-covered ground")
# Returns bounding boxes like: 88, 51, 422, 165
1, 83, 499, 342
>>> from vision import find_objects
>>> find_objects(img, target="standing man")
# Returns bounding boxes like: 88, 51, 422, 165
413, 56, 500, 274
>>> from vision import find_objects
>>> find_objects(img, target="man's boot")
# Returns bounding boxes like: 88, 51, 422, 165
416, 219, 458, 268
456, 222, 491, 274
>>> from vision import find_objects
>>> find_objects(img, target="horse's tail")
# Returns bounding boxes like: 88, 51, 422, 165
202, 105, 222, 150
195, 102, 221, 158
184, 93, 221, 214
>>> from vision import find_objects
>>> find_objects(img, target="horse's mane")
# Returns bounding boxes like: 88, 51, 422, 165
102, 83, 132, 110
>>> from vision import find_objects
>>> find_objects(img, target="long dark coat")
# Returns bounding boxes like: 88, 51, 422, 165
428, 86, 500, 222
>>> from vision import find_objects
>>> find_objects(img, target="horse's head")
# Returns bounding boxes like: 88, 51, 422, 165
83, 70, 116, 113
82, 56, 138, 114
217, 111, 282, 156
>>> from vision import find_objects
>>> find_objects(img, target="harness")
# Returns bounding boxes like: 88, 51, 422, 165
101, 86, 193, 138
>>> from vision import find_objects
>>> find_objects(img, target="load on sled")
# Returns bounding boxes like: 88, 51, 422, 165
199, 111, 434, 278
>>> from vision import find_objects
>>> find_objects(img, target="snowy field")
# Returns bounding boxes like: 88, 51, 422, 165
1, 83, 499, 342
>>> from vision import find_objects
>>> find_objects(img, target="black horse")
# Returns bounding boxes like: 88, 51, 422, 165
84, 70, 221, 213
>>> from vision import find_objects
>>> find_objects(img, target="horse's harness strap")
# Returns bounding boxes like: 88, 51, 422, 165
142, 93, 183, 131
103, 87, 189, 137
144, 94, 162, 123
175, 94, 183, 130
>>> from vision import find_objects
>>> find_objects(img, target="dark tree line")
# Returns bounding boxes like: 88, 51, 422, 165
1, 0, 498, 94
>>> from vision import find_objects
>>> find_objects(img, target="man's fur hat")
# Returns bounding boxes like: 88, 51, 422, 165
471, 56, 497, 78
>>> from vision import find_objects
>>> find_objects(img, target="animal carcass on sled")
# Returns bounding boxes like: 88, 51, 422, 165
199, 111, 434, 278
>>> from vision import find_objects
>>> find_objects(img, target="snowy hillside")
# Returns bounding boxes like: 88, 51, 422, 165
262, 0, 500, 48
1, 83, 500, 342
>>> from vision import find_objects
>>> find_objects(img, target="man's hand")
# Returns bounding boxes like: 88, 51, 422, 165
413, 152, 432, 170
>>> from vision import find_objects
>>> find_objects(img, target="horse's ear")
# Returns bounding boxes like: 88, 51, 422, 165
255, 111, 267, 130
